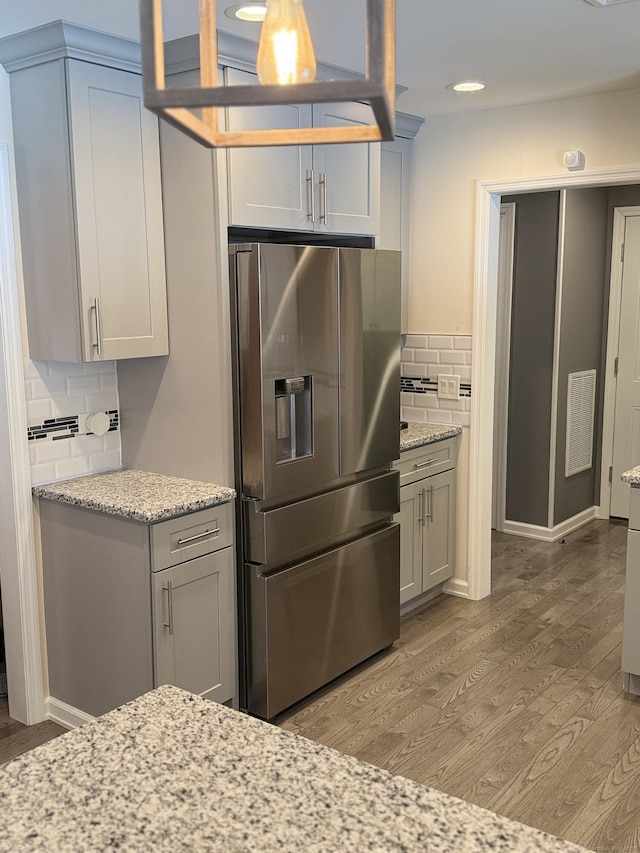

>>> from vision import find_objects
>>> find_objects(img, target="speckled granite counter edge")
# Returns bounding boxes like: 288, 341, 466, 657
32, 469, 236, 523
400, 422, 463, 452
622, 466, 640, 485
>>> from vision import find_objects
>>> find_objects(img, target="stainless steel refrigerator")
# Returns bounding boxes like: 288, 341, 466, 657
229, 242, 401, 720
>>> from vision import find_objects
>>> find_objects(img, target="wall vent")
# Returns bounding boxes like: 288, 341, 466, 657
565, 369, 597, 477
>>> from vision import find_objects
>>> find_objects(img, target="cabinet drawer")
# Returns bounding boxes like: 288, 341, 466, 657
394, 438, 457, 486
151, 503, 234, 571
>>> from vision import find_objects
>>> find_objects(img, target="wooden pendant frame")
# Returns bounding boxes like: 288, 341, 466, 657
139, 0, 395, 148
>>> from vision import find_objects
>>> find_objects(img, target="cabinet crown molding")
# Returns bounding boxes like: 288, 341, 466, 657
0, 20, 142, 74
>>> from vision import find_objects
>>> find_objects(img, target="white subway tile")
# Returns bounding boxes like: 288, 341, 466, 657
407, 363, 428, 379
454, 412, 471, 427
82, 361, 116, 375
402, 407, 426, 423
415, 349, 440, 364
427, 409, 452, 423
401, 348, 415, 363
458, 367, 472, 382
100, 372, 118, 389
51, 394, 88, 418
85, 390, 118, 412
88, 449, 121, 473
465, 351, 473, 365
54, 457, 90, 481
432, 364, 451, 377
404, 335, 428, 349
102, 431, 120, 451
445, 399, 466, 412
25, 399, 53, 423
440, 351, 466, 366
23, 360, 41, 379
47, 361, 85, 377
29, 376, 67, 399
30, 462, 57, 486
70, 434, 104, 458
428, 335, 454, 350
67, 374, 103, 394
453, 336, 472, 351
401, 392, 415, 407
34, 440, 72, 464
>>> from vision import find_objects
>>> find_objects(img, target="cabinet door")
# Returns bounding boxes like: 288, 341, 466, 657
396, 481, 423, 605
312, 102, 381, 236
379, 137, 412, 333
152, 548, 236, 704
67, 60, 168, 361
225, 67, 313, 230
422, 469, 456, 592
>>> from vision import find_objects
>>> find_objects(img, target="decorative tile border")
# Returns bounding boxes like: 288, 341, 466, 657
27, 411, 119, 443
401, 377, 471, 398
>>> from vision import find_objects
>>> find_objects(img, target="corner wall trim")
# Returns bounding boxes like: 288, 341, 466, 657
443, 577, 470, 598
0, 142, 45, 725
501, 506, 598, 543
45, 696, 95, 730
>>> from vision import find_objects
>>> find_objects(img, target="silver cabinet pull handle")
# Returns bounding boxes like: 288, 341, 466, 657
319, 171, 328, 223
426, 486, 433, 521
306, 169, 315, 223
416, 489, 423, 524
164, 580, 174, 636
176, 527, 220, 547
414, 458, 438, 470
91, 298, 103, 356
421, 487, 427, 525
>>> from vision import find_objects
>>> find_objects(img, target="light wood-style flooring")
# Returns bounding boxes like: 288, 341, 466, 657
276, 519, 640, 851
1, 520, 639, 851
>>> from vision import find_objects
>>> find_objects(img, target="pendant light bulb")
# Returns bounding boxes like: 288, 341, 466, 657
257, 0, 317, 86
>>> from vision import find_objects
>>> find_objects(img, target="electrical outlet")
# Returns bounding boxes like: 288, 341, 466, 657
437, 374, 460, 400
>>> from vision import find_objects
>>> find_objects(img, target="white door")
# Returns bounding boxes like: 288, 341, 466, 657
491, 203, 516, 530
611, 215, 640, 518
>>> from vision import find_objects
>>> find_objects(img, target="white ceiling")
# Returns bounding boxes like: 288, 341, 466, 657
1, 0, 640, 118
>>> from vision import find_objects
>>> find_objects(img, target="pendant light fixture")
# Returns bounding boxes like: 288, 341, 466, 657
138, 0, 395, 148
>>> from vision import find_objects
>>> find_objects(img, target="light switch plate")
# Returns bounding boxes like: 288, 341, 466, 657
437, 374, 460, 400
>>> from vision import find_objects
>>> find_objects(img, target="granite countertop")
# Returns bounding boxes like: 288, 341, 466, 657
0, 685, 584, 853
622, 466, 640, 485
400, 422, 463, 452
32, 469, 236, 523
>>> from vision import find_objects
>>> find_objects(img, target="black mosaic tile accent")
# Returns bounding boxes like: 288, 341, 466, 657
401, 376, 472, 398
27, 411, 120, 442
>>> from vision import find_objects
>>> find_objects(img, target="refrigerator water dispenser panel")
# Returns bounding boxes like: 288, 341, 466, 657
275, 376, 313, 463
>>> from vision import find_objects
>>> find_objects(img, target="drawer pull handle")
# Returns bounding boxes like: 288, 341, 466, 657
164, 580, 174, 636
414, 458, 438, 470
176, 527, 220, 547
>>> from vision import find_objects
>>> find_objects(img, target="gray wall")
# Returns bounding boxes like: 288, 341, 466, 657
553, 188, 608, 525
503, 191, 560, 527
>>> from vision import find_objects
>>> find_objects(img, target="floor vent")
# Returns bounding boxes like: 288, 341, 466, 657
566, 369, 597, 477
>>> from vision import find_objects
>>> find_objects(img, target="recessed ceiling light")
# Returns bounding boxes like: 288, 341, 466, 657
224, 3, 267, 22
446, 81, 486, 93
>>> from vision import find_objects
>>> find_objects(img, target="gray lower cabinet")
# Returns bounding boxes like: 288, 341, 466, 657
40, 500, 236, 718
394, 438, 457, 605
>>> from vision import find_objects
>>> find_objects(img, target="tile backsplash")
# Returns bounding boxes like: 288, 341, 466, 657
401, 334, 472, 427
24, 360, 121, 485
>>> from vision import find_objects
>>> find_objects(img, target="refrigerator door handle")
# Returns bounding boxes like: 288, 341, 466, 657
306, 169, 316, 223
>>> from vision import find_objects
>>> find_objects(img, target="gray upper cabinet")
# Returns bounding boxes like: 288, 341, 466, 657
225, 67, 380, 235
0, 22, 168, 362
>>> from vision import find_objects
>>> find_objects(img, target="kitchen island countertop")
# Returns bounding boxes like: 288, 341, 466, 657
0, 684, 585, 852
32, 469, 236, 523
400, 422, 463, 452
622, 466, 640, 485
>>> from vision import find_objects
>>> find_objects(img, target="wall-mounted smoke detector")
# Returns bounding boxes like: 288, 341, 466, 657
583, 0, 638, 6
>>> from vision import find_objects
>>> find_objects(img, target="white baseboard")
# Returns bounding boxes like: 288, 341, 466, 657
46, 696, 95, 730
443, 577, 469, 598
501, 506, 598, 543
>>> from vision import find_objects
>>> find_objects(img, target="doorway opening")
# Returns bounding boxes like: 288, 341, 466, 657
470, 166, 640, 601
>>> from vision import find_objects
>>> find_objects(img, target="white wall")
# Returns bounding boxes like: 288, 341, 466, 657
408, 86, 640, 333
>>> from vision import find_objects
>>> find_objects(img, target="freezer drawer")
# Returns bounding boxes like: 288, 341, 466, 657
244, 469, 399, 566
247, 524, 400, 719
